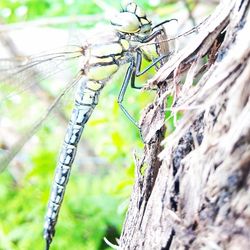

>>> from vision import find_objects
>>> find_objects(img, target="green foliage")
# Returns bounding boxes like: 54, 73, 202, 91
0, 0, 102, 23
0, 153, 125, 250
0, 0, 177, 24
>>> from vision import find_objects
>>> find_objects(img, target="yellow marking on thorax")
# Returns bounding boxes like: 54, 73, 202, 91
89, 56, 113, 65
142, 43, 158, 62
86, 80, 103, 91
120, 39, 129, 51
87, 64, 118, 81
91, 43, 123, 57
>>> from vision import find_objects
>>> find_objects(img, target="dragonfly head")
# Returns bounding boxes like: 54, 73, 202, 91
110, 2, 152, 38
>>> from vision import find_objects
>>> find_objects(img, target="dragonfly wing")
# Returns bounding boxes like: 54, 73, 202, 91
0, 46, 84, 171
0, 45, 83, 102
0, 72, 83, 172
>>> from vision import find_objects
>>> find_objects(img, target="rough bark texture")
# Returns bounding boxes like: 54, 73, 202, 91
119, 0, 250, 249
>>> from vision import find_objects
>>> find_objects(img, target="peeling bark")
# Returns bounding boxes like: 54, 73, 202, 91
119, 0, 250, 249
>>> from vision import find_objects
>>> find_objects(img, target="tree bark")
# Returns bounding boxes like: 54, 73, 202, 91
119, 0, 250, 249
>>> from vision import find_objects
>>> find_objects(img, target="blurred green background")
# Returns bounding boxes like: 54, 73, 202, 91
0, 1, 214, 250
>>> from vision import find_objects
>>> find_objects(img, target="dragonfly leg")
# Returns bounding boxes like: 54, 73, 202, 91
140, 28, 163, 43
130, 49, 168, 90
131, 51, 142, 89
119, 25, 172, 125
137, 18, 177, 44
135, 49, 168, 77
134, 24, 171, 79
118, 61, 139, 128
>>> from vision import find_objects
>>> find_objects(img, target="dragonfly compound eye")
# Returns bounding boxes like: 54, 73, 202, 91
126, 2, 146, 19
111, 3, 152, 36
110, 12, 141, 33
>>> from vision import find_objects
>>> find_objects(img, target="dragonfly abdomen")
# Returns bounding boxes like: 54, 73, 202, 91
44, 21, 132, 250
44, 77, 102, 248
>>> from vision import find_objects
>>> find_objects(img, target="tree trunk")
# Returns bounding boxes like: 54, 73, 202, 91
119, 0, 250, 249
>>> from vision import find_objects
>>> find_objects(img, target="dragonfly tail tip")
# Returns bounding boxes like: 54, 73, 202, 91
45, 239, 51, 250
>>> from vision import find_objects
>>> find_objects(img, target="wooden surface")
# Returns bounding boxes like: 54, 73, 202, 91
119, 0, 250, 249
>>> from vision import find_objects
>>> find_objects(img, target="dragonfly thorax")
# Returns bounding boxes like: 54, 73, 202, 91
110, 2, 152, 39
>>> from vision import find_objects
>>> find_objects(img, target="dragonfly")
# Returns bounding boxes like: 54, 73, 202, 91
0, 2, 176, 250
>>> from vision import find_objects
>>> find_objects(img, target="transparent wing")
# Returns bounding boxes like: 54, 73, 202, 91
0, 45, 85, 171
0, 73, 82, 172
0, 45, 83, 102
